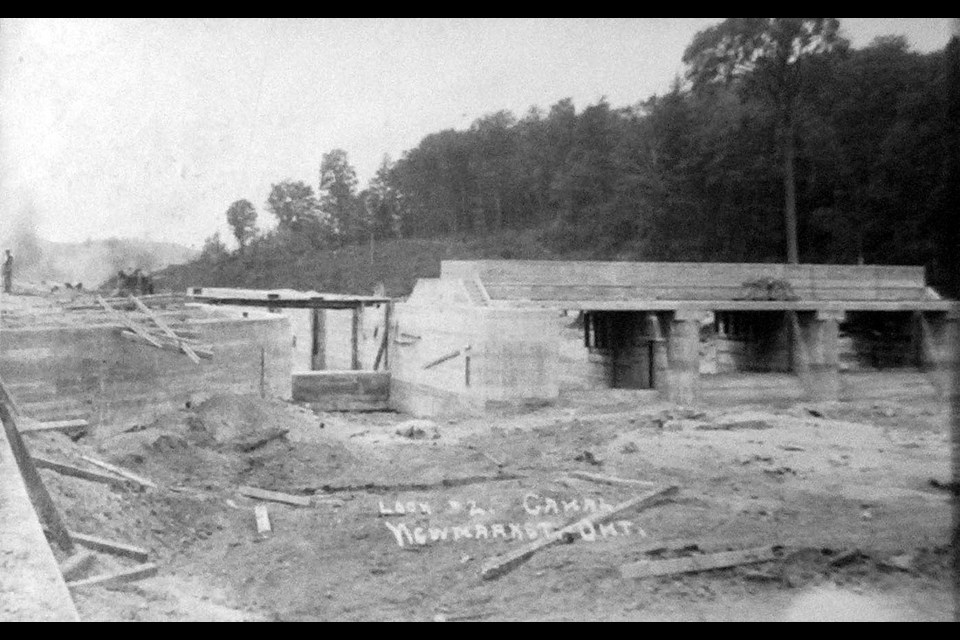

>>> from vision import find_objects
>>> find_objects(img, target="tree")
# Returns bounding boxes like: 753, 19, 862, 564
684, 18, 847, 264
364, 155, 401, 239
319, 149, 360, 243
225, 199, 258, 250
200, 232, 228, 263
940, 22, 960, 297
266, 181, 320, 234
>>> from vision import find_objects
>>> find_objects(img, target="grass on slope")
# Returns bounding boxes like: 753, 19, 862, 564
158, 231, 562, 298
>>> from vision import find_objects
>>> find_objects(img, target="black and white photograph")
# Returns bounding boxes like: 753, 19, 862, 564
1, 17, 958, 622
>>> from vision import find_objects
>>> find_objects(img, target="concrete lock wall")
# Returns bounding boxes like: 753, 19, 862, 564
390, 293, 559, 417
0, 312, 291, 431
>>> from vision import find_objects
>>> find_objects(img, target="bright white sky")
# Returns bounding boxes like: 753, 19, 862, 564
0, 18, 954, 248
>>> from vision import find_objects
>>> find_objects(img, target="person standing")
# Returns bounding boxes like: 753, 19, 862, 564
2, 250, 13, 294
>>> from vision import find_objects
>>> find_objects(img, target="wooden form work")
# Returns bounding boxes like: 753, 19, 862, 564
188, 288, 393, 372
99, 296, 209, 363
441, 260, 960, 313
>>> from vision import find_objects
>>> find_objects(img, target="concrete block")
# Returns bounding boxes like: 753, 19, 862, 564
0, 314, 292, 432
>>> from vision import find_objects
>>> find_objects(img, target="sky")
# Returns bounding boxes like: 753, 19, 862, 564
0, 18, 955, 249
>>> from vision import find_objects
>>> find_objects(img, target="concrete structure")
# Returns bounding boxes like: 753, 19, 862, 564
390, 278, 558, 416
188, 288, 391, 411
0, 308, 291, 431
393, 261, 960, 414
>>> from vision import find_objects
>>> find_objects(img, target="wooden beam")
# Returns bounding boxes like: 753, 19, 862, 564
60, 552, 97, 582
32, 456, 133, 490
490, 299, 960, 313
239, 486, 312, 508
621, 546, 780, 580
19, 419, 89, 434
129, 295, 201, 364
187, 288, 391, 310
98, 296, 163, 349
383, 303, 392, 370
480, 485, 679, 581
423, 346, 472, 371
0, 378, 75, 554
351, 306, 362, 371
568, 471, 658, 489
373, 303, 392, 371
80, 455, 157, 489
67, 563, 159, 590
68, 532, 150, 562
119, 331, 213, 359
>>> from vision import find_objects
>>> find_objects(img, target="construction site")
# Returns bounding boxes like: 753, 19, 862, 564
1, 259, 958, 622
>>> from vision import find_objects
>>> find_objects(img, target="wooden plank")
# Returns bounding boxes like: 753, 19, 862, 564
373, 303, 392, 371
351, 306, 362, 371
480, 485, 679, 581
80, 455, 158, 489
68, 532, 150, 562
621, 546, 780, 580
98, 296, 164, 349
422, 346, 471, 371
129, 295, 201, 364
188, 287, 390, 308
60, 552, 97, 582
0, 377, 75, 554
19, 419, 89, 434
470, 261, 927, 290
489, 299, 960, 313
32, 456, 132, 490
568, 471, 658, 489
311, 308, 326, 371
255, 505, 272, 537
119, 331, 214, 359
67, 563, 159, 590
239, 485, 312, 507
485, 283, 927, 304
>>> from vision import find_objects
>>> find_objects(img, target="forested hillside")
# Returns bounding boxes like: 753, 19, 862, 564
168, 19, 960, 297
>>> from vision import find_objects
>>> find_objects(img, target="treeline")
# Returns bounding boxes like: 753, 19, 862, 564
205, 19, 959, 295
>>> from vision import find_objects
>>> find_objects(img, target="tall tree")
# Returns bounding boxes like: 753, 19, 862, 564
684, 18, 847, 263
200, 231, 228, 263
266, 180, 320, 234
364, 155, 401, 240
225, 199, 258, 250
319, 149, 360, 243
943, 21, 960, 297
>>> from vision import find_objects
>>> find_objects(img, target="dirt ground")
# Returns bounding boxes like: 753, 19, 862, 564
24, 390, 957, 622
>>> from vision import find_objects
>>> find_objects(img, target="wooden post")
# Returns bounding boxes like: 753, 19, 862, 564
259, 347, 266, 399
311, 308, 326, 371
351, 305, 362, 371
374, 303, 393, 371
383, 302, 392, 371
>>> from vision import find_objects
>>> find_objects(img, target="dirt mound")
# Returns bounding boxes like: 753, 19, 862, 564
190, 395, 303, 445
